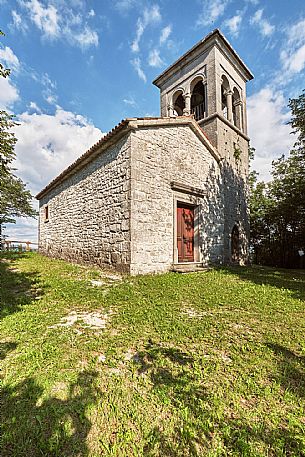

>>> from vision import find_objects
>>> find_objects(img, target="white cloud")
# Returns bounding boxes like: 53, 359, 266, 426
123, 96, 137, 106
23, 0, 59, 39
280, 19, 305, 76
131, 4, 161, 53
131, 21, 144, 53
4, 107, 103, 242
143, 4, 161, 23
159, 25, 171, 45
250, 9, 275, 37
115, 0, 138, 13
41, 72, 56, 90
28, 101, 42, 113
224, 14, 242, 37
0, 76, 19, 109
148, 49, 163, 67
19, 0, 99, 49
248, 87, 295, 181
131, 57, 146, 82
11, 10, 28, 33
4, 217, 39, 243
197, 0, 228, 27
73, 27, 99, 48
41, 72, 58, 105
286, 19, 305, 45
0, 46, 20, 72
45, 94, 57, 104
282, 45, 305, 74
13, 107, 103, 196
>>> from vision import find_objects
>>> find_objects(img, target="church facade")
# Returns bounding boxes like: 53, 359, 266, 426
36, 30, 253, 275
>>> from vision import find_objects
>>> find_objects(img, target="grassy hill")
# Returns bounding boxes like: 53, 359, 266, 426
1, 252, 305, 456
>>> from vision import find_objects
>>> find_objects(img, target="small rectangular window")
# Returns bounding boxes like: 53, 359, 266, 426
45, 205, 49, 221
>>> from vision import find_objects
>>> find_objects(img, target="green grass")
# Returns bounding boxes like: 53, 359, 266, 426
1, 252, 305, 456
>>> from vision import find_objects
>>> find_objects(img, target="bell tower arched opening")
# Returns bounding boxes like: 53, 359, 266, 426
173, 91, 185, 116
191, 80, 206, 121
221, 75, 230, 120
232, 87, 243, 131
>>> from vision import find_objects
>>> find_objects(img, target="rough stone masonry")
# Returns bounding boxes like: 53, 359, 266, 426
37, 29, 253, 275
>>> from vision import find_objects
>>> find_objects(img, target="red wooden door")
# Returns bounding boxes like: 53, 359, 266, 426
177, 204, 194, 262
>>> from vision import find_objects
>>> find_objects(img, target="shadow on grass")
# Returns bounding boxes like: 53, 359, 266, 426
2, 370, 99, 457
221, 419, 305, 457
135, 341, 209, 456
219, 265, 305, 301
0, 341, 18, 360
135, 340, 305, 456
266, 343, 305, 398
0, 252, 44, 320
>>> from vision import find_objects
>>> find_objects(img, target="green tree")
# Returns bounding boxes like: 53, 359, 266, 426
288, 89, 305, 148
250, 90, 305, 267
249, 171, 274, 264
0, 31, 36, 244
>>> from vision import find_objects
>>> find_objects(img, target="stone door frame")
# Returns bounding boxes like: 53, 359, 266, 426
172, 191, 200, 264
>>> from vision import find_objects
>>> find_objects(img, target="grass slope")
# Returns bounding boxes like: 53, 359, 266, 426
1, 252, 305, 456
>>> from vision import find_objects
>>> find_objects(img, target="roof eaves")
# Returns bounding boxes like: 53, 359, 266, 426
153, 29, 253, 87
36, 118, 133, 200
36, 116, 221, 200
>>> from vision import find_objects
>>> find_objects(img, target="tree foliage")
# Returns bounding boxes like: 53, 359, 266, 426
0, 30, 36, 241
250, 90, 305, 268
288, 89, 305, 148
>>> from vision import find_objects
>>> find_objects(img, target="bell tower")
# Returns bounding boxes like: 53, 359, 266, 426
153, 29, 254, 264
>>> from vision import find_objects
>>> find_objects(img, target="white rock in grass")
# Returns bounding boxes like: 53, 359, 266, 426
102, 273, 122, 281
221, 354, 232, 363
90, 280, 105, 287
81, 312, 108, 329
108, 367, 123, 376
182, 306, 207, 319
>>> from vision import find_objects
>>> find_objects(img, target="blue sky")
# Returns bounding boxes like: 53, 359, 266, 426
1, 0, 305, 241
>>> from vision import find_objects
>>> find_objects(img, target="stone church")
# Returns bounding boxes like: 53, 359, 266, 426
37, 29, 253, 275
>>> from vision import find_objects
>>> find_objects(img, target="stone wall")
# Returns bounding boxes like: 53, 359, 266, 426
129, 123, 224, 275
159, 48, 212, 117
200, 46, 250, 264
216, 118, 250, 264
39, 134, 131, 272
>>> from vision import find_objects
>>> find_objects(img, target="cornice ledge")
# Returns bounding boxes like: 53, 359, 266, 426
132, 116, 222, 164
199, 113, 250, 141
171, 181, 207, 197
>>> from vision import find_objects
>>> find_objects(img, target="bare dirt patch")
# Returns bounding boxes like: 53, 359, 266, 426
48, 309, 115, 333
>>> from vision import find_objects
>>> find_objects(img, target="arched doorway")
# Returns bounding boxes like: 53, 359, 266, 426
231, 225, 240, 262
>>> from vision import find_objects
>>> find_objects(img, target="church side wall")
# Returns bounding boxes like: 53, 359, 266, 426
130, 125, 224, 275
38, 134, 132, 272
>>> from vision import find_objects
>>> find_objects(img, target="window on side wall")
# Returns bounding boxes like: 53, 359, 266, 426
45, 205, 49, 222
